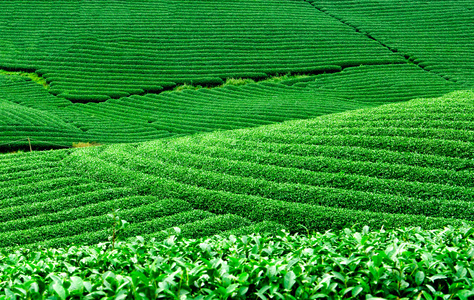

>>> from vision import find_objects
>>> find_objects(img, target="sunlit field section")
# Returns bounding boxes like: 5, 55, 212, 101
0, 64, 460, 151
1, 90, 473, 249
0, 0, 403, 102
309, 0, 474, 86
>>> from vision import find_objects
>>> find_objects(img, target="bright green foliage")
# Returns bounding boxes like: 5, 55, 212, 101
0, 69, 48, 88
0, 90, 473, 248
0, 64, 460, 151
310, 0, 474, 86
1, 225, 474, 299
0, 0, 403, 101
0, 1, 472, 296
0, 0, 470, 149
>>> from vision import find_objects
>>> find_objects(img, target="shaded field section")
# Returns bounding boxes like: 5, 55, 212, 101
0, 64, 460, 151
1, 90, 473, 248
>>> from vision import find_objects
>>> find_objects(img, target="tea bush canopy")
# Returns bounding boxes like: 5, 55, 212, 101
2, 226, 474, 299
1, 90, 473, 249
0, 0, 471, 149
0, 0, 473, 297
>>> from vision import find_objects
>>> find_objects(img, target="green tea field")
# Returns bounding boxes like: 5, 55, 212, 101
1, 89, 473, 249
1, 90, 474, 298
1, 0, 471, 150
0, 0, 473, 298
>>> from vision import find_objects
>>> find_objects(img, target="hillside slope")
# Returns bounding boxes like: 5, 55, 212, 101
310, 0, 474, 86
0, 64, 460, 151
0, 0, 403, 100
0, 0, 472, 150
1, 90, 473, 249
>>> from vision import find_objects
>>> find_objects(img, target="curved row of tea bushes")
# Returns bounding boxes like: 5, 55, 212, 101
310, 0, 474, 86
54, 65, 463, 137
64, 151, 472, 234
157, 142, 473, 187
0, 188, 136, 224
165, 137, 474, 172
1, 90, 473, 247
0, 176, 94, 201
0, 155, 65, 176
16, 213, 257, 250
0, 0, 403, 101
0, 63, 461, 151
94, 145, 474, 211
0, 199, 200, 248
63, 90, 474, 230
82, 146, 474, 223
0, 149, 258, 249
68, 84, 367, 135
0, 77, 69, 109
301, 64, 462, 102
0, 153, 257, 248
0, 101, 68, 129
231, 130, 474, 159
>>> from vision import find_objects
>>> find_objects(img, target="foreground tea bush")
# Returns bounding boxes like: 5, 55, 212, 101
1, 225, 474, 300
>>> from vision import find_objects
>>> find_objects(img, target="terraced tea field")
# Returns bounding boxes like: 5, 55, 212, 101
1, 0, 472, 151
311, 0, 474, 85
0, 0, 473, 298
1, 90, 473, 249
0, 63, 462, 151
0, 0, 404, 101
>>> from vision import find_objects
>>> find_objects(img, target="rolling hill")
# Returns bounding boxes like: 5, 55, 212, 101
1, 90, 473, 250
1, 0, 472, 151
0, 64, 462, 151
0, 0, 473, 297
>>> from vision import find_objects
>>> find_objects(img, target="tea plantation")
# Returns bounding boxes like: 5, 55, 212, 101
1, 0, 473, 150
0, 63, 461, 151
311, 0, 474, 86
0, 0, 404, 101
1, 90, 474, 298
1, 89, 472, 248
1, 0, 474, 298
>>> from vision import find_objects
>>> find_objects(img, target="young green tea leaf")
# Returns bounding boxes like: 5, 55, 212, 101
284, 271, 296, 291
